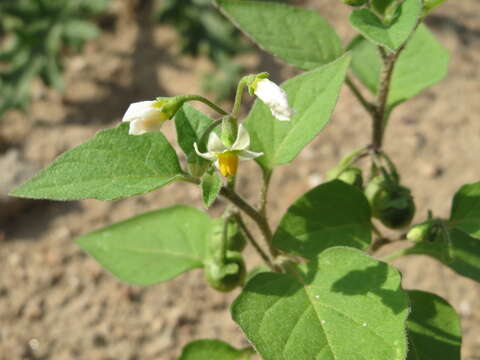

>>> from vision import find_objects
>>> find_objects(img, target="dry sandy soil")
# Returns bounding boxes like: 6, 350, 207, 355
1, 0, 479, 359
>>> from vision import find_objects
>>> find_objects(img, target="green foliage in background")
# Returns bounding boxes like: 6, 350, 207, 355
156, 0, 249, 101
0, 0, 109, 117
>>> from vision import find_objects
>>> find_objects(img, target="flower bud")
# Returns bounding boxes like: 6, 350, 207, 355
407, 220, 439, 243
122, 97, 184, 135
221, 117, 237, 148
245, 73, 294, 121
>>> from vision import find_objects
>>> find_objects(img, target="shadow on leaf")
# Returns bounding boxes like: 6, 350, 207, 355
330, 262, 407, 315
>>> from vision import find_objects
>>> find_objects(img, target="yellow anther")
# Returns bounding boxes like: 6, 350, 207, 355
217, 152, 239, 177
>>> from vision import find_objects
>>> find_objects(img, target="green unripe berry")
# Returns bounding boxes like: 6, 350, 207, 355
204, 251, 246, 292
226, 218, 247, 252
365, 176, 416, 229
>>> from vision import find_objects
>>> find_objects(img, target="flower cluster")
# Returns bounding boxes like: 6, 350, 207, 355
121, 76, 293, 177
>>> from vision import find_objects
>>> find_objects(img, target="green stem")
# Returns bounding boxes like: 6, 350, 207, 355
220, 186, 278, 257
372, 51, 397, 150
382, 246, 412, 262
372, 18, 421, 150
234, 214, 275, 271
182, 95, 228, 116
345, 76, 376, 116
231, 79, 247, 119
259, 169, 272, 218
181, 174, 279, 263
180, 174, 201, 184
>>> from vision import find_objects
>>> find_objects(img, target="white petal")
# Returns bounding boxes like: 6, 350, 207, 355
122, 101, 156, 122
194, 142, 216, 161
128, 119, 147, 135
207, 131, 227, 153
254, 79, 294, 121
238, 150, 263, 160
270, 105, 294, 122
231, 124, 250, 151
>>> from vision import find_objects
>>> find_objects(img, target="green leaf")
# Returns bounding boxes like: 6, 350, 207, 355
10, 123, 183, 200
216, 0, 342, 70
405, 228, 480, 283
175, 104, 214, 158
232, 247, 409, 360
201, 171, 222, 208
349, 25, 449, 108
404, 181, 480, 282
273, 180, 372, 259
245, 54, 350, 171
347, 35, 381, 94
63, 19, 99, 41
179, 339, 254, 360
406, 290, 461, 360
388, 24, 450, 107
76, 206, 213, 285
449, 181, 480, 238
349, 0, 422, 51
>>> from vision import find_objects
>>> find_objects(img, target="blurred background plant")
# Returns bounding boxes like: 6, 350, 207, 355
0, 0, 110, 118
155, 0, 250, 102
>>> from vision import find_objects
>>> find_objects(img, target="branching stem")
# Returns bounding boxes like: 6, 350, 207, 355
220, 186, 278, 257
345, 76, 376, 116
234, 214, 275, 271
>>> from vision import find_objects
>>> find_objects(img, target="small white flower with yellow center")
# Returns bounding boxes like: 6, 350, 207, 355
122, 98, 181, 135
253, 78, 294, 121
194, 125, 262, 177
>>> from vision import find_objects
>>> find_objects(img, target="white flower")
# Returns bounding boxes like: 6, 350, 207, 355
122, 100, 169, 135
254, 78, 294, 121
194, 125, 263, 177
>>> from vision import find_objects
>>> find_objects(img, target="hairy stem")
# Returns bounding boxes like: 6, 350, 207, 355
372, 17, 421, 150
258, 169, 272, 218
372, 51, 397, 150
